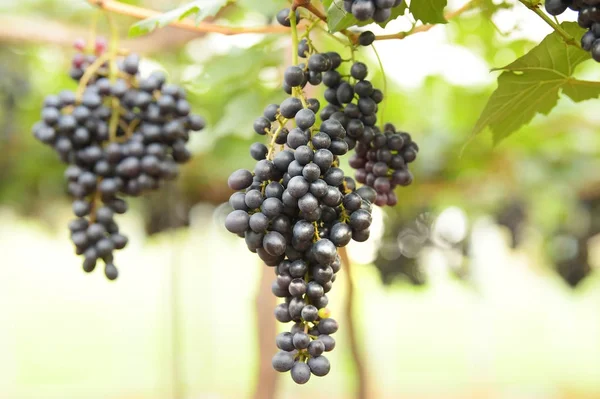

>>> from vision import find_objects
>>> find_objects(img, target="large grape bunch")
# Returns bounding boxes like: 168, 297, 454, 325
545, 0, 600, 61
343, 0, 404, 22
302, 35, 418, 205
32, 38, 205, 280
224, 32, 380, 384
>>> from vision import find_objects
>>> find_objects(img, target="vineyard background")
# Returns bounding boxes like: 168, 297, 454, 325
1, 0, 600, 398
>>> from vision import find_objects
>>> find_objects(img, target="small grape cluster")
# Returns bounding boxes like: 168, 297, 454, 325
349, 123, 418, 206
344, 0, 404, 23
309, 43, 418, 204
32, 39, 205, 280
225, 47, 377, 383
545, 0, 600, 61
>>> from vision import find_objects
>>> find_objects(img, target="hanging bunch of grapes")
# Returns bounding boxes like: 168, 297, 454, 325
223, 5, 418, 383
32, 38, 205, 279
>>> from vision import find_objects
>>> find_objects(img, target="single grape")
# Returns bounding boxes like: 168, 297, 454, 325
308, 356, 331, 377
272, 351, 295, 372
359, 31, 376, 46
284, 362, 309, 385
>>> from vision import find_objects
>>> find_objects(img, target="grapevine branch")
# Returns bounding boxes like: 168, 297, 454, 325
339, 247, 368, 399
252, 263, 279, 399
0, 16, 205, 52
374, 0, 481, 41
517, 0, 580, 47
85, 0, 480, 44
86, 0, 292, 35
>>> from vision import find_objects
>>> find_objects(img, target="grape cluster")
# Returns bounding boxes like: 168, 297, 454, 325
32, 39, 205, 280
225, 48, 378, 383
545, 0, 600, 61
344, 0, 404, 22
310, 44, 418, 204
349, 123, 418, 206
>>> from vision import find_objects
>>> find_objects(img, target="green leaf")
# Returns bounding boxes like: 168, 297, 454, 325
472, 22, 600, 143
326, 0, 356, 32
562, 81, 600, 102
322, 0, 334, 8
194, 0, 232, 25
410, 0, 447, 24
128, 0, 229, 37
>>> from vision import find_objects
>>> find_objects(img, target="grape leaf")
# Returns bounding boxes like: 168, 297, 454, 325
194, 0, 231, 24
410, 0, 447, 24
472, 22, 600, 143
326, 0, 407, 32
128, 0, 229, 37
327, 1, 356, 32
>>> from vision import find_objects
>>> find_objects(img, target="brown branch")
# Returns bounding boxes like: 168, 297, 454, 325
374, 0, 481, 41
339, 246, 369, 399
0, 15, 204, 53
252, 263, 279, 399
88, 0, 292, 35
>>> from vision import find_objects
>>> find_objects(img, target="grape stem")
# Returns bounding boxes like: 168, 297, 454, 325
87, 0, 294, 35
312, 222, 321, 241
75, 52, 112, 101
266, 122, 287, 160
289, 9, 310, 108
371, 44, 387, 127
290, 9, 300, 76
88, 183, 102, 223
517, 0, 580, 47
374, 0, 481, 41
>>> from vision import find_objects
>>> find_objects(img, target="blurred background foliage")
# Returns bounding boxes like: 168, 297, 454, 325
2, 0, 600, 398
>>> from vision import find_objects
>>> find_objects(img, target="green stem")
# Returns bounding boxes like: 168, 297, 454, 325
371, 44, 387, 127
266, 121, 287, 160
518, 0, 580, 48
290, 9, 300, 67
105, 11, 121, 142
290, 10, 309, 107
300, 18, 321, 39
